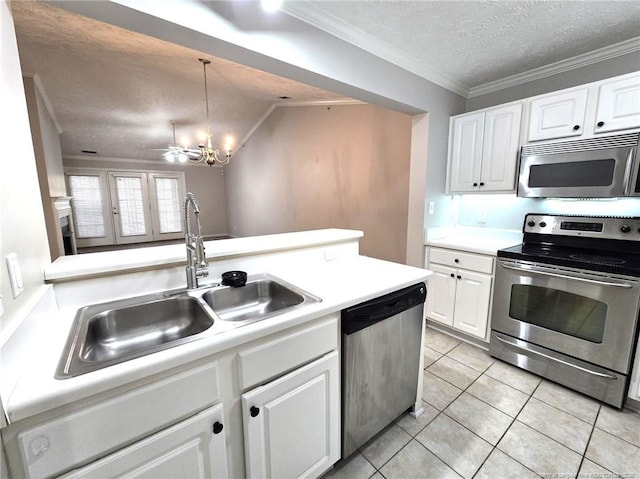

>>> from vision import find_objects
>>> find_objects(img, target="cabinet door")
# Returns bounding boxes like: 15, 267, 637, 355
449, 112, 484, 192
452, 270, 492, 339
61, 404, 228, 479
528, 88, 588, 141
594, 74, 640, 134
480, 103, 522, 191
425, 264, 456, 327
242, 351, 339, 479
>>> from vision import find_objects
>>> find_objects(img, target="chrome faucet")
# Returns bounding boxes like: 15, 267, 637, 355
184, 192, 208, 289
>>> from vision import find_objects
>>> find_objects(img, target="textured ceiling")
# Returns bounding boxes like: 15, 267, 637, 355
11, 1, 640, 163
11, 1, 346, 162
284, 0, 640, 94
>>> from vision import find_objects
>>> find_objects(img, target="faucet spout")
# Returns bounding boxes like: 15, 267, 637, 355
184, 192, 208, 289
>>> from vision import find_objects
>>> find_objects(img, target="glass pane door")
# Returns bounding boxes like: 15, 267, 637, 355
108, 172, 154, 244
66, 171, 114, 247
148, 172, 186, 241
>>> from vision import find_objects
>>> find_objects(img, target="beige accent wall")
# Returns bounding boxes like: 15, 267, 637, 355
62, 158, 229, 237
225, 104, 412, 264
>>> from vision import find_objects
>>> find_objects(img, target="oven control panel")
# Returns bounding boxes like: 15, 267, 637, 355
523, 214, 640, 240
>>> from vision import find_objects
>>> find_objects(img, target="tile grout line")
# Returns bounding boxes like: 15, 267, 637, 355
470, 374, 543, 478
576, 404, 602, 477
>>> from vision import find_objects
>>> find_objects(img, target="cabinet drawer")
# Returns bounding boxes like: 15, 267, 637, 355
16, 362, 219, 479
238, 314, 338, 391
429, 248, 494, 274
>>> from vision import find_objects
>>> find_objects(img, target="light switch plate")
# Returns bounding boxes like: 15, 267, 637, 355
6, 253, 24, 298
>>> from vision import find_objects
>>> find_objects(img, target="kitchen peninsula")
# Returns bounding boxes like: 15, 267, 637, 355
1, 229, 431, 479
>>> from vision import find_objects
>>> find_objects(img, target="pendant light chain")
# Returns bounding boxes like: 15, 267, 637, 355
202, 59, 211, 136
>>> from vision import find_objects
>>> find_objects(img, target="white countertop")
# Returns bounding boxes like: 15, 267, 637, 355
3, 255, 430, 423
44, 228, 364, 282
426, 226, 522, 256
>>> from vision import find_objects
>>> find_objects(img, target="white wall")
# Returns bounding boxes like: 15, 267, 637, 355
456, 195, 640, 230
466, 52, 640, 111
0, 0, 50, 342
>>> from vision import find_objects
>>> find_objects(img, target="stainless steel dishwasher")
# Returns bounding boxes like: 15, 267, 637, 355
341, 282, 426, 458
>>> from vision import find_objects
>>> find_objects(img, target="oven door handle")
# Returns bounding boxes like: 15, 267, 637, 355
494, 334, 618, 380
499, 262, 634, 289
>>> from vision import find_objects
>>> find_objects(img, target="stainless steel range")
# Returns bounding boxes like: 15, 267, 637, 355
490, 214, 640, 408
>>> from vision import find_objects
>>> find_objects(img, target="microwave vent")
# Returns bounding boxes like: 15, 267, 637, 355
521, 132, 640, 156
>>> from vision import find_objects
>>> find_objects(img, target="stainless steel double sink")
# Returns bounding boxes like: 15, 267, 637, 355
56, 274, 321, 379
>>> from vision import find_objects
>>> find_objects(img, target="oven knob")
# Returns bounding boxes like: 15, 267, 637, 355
539, 221, 547, 228
527, 221, 536, 227
620, 224, 631, 233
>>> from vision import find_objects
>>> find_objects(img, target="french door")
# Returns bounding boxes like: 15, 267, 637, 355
66, 168, 186, 248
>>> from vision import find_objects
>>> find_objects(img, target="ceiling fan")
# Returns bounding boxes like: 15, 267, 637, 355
156, 121, 200, 163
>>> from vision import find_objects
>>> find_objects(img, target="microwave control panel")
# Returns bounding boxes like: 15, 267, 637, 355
523, 214, 640, 240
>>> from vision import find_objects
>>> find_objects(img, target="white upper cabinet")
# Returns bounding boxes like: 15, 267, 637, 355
527, 88, 588, 141
594, 73, 640, 134
449, 112, 484, 192
525, 72, 640, 143
449, 103, 522, 193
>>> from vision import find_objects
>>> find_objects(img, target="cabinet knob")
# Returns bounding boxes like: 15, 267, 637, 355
456, 275, 462, 280
454, 259, 459, 263
572, 125, 580, 131
450, 273, 455, 278
479, 182, 485, 187
473, 182, 478, 187
597, 121, 605, 127
212, 422, 224, 434
250, 406, 260, 417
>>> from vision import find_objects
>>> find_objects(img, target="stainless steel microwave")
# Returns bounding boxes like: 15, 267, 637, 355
517, 132, 640, 198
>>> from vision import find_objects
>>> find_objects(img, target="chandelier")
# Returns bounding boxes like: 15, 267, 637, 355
196, 58, 231, 166
162, 59, 233, 166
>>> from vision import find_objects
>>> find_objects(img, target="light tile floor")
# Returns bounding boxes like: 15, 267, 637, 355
324, 327, 640, 479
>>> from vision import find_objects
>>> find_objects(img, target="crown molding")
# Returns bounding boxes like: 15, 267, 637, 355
281, 1, 470, 97
468, 37, 640, 98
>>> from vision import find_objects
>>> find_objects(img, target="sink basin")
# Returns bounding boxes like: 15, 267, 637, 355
56, 274, 321, 379
203, 278, 311, 322
56, 295, 213, 378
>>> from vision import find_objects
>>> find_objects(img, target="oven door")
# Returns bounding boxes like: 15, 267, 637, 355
492, 259, 640, 374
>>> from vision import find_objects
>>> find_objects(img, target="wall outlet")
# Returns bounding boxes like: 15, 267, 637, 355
478, 208, 488, 224
428, 201, 435, 215
6, 253, 24, 298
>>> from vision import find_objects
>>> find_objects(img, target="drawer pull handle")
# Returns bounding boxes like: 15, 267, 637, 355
212, 422, 224, 434
250, 406, 260, 417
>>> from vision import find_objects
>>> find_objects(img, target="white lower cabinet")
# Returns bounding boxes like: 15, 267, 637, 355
426, 247, 494, 340
242, 351, 340, 479
60, 404, 228, 479
2, 315, 341, 479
